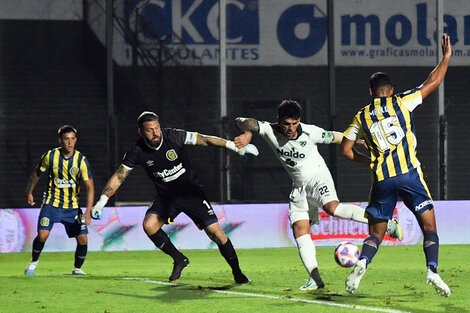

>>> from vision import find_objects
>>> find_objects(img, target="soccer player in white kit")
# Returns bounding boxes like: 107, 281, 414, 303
235, 100, 402, 290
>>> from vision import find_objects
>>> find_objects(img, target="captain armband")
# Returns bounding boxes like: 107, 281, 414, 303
321, 131, 335, 144
184, 132, 198, 145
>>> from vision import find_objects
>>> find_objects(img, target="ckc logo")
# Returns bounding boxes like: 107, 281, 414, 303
277, 4, 327, 58
124, 0, 259, 45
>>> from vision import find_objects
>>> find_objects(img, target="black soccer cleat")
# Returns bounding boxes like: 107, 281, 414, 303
169, 257, 189, 282
233, 271, 251, 284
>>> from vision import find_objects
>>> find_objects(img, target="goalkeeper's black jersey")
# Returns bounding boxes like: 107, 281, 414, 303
122, 128, 203, 197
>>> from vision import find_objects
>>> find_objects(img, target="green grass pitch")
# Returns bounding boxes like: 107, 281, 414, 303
0, 245, 468, 313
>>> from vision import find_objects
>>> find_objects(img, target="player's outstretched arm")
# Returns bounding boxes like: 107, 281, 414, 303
331, 131, 344, 144
25, 168, 42, 207
235, 117, 259, 133
196, 133, 259, 156
234, 117, 259, 148
420, 33, 452, 99
340, 138, 370, 165
91, 165, 131, 220
234, 131, 252, 149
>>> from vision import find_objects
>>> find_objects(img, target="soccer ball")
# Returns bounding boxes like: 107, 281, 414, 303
334, 241, 360, 268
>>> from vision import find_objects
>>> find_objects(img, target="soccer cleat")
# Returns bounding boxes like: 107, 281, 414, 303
233, 271, 251, 284
345, 258, 367, 294
387, 219, 404, 241
72, 268, 86, 276
425, 269, 451, 297
299, 268, 324, 291
25, 260, 38, 276
169, 257, 189, 282
299, 276, 319, 291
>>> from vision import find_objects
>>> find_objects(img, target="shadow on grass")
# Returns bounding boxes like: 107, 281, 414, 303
98, 281, 253, 304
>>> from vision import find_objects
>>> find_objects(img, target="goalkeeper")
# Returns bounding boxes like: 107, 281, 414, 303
92, 111, 256, 284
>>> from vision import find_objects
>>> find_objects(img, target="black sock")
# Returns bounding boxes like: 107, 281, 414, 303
74, 244, 87, 268
32, 236, 45, 262
423, 231, 439, 273
360, 235, 381, 266
217, 238, 241, 273
148, 229, 184, 261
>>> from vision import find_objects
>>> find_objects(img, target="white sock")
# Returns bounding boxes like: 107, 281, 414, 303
333, 203, 368, 224
295, 234, 318, 274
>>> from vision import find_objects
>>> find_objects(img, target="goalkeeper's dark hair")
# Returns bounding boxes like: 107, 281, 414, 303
57, 125, 77, 138
138, 111, 159, 129
369, 72, 392, 94
277, 100, 301, 119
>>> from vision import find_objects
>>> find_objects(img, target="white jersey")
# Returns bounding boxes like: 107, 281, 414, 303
258, 121, 334, 187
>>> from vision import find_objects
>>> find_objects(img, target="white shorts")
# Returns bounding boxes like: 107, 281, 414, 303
288, 171, 338, 226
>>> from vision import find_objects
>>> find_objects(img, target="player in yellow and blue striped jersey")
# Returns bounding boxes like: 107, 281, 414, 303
340, 34, 452, 297
25, 125, 95, 276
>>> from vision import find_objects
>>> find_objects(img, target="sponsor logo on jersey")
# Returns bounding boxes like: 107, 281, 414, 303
69, 167, 79, 176
146, 160, 155, 167
166, 149, 178, 161
276, 148, 305, 159
40, 217, 50, 227
154, 163, 186, 182
415, 199, 433, 211
54, 178, 76, 188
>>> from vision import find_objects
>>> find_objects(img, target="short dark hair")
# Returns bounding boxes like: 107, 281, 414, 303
277, 100, 301, 119
369, 72, 392, 93
138, 111, 159, 129
57, 125, 77, 138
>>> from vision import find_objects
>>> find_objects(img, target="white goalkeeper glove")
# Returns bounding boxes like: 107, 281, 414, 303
226, 141, 259, 156
91, 195, 109, 220
237, 143, 259, 156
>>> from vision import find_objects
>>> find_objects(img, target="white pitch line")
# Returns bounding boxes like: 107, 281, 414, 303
122, 277, 410, 313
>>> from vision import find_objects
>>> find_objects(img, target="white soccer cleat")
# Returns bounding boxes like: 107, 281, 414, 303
426, 269, 451, 297
387, 219, 404, 241
25, 260, 38, 276
299, 268, 324, 291
299, 276, 319, 291
72, 268, 86, 276
345, 259, 367, 294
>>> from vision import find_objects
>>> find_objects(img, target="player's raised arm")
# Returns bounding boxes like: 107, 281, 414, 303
195, 133, 259, 156
420, 33, 452, 99
91, 165, 132, 220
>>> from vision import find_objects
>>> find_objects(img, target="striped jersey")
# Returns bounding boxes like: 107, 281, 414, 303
344, 87, 422, 181
38, 148, 92, 209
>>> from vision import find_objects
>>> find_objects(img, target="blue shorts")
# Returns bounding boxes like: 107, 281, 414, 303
38, 203, 88, 238
366, 167, 433, 220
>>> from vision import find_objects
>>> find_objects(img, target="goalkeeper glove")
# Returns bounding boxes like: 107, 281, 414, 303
237, 143, 259, 156
91, 195, 109, 220
226, 141, 259, 156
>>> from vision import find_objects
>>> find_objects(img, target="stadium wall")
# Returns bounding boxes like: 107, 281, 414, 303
1, 201, 469, 253
1, 9, 469, 209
